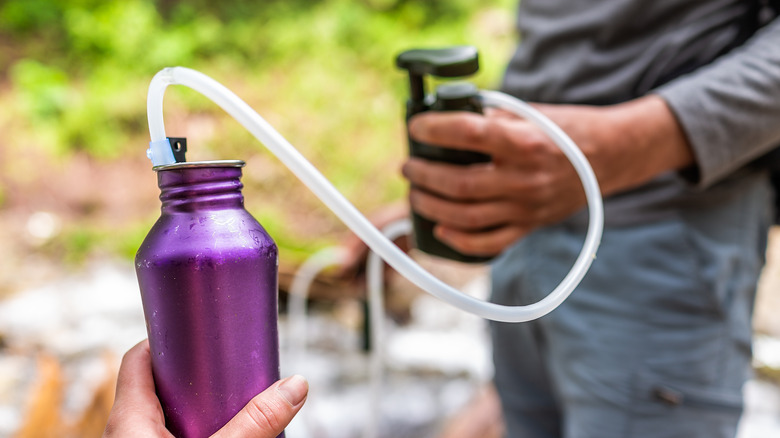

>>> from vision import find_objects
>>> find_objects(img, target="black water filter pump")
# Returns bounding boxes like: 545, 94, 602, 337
397, 46, 492, 263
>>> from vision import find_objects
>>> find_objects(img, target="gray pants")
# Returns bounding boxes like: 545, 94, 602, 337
490, 175, 773, 438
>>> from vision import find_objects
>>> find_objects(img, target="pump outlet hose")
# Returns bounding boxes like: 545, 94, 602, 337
146, 67, 604, 323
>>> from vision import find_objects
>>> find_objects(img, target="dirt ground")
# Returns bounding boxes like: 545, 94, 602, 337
0, 150, 159, 297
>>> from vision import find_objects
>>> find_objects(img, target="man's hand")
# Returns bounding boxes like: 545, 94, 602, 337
404, 95, 694, 256
104, 340, 308, 438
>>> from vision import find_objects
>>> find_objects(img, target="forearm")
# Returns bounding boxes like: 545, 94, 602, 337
599, 96, 695, 195
536, 95, 695, 197
536, 17, 780, 195
655, 17, 780, 187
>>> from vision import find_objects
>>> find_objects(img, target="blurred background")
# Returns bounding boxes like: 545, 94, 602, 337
0, 1, 514, 437
0, 1, 779, 437
0, 0, 514, 281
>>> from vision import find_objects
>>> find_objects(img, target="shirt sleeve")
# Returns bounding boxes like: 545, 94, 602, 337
655, 16, 780, 188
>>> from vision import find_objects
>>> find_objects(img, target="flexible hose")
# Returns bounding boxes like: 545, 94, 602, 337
288, 247, 348, 369
286, 221, 411, 438
286, 247, 348, 437
146, 67, 603, 323
365, 218, 413, 438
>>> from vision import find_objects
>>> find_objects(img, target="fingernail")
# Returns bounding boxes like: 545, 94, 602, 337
408, 118, 427, 139
277, 375, 308, 407
401, 161, 411, 178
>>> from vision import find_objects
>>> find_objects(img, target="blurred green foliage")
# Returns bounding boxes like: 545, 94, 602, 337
0, 0, 516, 263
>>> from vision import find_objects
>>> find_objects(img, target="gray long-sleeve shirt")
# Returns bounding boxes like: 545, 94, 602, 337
501, 0, 780, 225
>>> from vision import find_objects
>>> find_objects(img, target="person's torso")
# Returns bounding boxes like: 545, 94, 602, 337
502, 0, 753, 104
500, 0, 769, 227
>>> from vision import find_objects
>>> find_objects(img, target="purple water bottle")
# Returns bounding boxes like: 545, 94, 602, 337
135, 158, 282, 437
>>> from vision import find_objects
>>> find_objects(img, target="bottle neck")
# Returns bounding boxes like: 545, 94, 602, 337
157, 163, 246, 213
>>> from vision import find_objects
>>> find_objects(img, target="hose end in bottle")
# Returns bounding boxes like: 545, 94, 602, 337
147, 139, 176, 167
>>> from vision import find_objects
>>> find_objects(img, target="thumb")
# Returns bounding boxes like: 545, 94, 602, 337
211, 375, 308, 438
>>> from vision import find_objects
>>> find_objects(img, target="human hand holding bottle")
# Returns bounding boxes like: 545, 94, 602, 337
104, 340, 308, 438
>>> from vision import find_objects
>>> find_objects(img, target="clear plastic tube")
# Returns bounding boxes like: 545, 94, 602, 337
286, 246, 347, 437
365, 218, 412, 438
287, 247, 348, 370
146, 67, 604, 323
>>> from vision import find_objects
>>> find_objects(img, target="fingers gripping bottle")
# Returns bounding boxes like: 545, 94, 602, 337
135, 142, 282, 437
396, 46, 492, 263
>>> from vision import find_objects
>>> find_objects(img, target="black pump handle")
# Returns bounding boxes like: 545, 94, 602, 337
396, 46, 479, 109
396, 46, 479, 77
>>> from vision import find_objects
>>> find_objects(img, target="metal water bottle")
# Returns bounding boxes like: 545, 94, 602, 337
396, 46, 492, 263
135, 156, 281, 438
